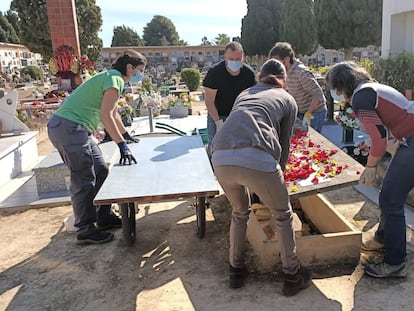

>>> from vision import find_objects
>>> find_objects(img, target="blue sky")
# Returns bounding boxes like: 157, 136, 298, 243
1, 0, 248, 47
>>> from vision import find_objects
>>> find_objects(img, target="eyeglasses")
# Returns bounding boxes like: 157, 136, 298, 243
132, 65, 144, 72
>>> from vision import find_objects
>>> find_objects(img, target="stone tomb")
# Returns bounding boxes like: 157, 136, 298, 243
247, 194, 361, 272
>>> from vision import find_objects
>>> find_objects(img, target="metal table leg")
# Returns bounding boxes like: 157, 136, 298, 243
196, 196, 206, 238
120, 202, 136, 245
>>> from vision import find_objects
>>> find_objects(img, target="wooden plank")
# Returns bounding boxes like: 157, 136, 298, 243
94, 135, 219, 205
288, 128, 364, 198
299, 194, 354, 233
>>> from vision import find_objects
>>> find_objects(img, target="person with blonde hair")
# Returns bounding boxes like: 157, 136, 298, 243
211, 59, 311, 296
48, 50, 147, 245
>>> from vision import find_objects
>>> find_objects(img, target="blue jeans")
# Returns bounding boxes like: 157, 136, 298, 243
297, 109, 327, 133
377, 135, 414, 265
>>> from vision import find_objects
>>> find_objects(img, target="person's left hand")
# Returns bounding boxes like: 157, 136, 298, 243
359, 166, 377, 186
122, 131, 140, 144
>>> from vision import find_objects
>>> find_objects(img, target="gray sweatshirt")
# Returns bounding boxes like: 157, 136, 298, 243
211, 82, 298, 170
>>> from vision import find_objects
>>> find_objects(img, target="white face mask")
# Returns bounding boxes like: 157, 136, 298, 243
330, 89, 346, 103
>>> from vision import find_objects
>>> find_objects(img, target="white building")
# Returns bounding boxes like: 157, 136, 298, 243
381, 0, 414, 57
0, 42, 42, 74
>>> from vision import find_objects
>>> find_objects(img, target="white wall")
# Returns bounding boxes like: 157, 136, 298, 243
382, 0, 414, 58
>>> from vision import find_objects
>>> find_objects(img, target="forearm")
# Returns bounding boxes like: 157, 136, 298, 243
366, 155, 382, 167
204, 87, 219, 121
101, 114, 124, 143
308, 98, 320, 113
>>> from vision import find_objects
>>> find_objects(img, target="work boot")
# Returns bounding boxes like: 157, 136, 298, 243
365, 261, 407, 278
76, 226, 114, 245
361, 237, 384, 252
96, 213, 122, 230
229, 265, 247, 289
283, 266, 312, 296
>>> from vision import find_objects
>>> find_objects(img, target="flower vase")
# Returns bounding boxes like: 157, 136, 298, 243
342, 127, 354, 143
153, 110, 161, 117
169, 104, 189, 118
122, 114, 133, 127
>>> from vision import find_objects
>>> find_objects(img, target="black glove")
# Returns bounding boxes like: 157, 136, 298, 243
122, 131, 140, 143
117, 141, 137, 165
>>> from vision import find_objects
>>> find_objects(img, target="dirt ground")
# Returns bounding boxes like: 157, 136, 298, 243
1, 90, 414, 310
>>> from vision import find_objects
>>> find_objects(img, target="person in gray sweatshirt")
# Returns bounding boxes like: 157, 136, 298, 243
211, 58, 311, 296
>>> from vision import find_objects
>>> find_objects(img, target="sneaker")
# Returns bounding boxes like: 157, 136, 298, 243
96, 214, 122, 230
361, 237, 384, 251
76, 228, 114, 245
365, 261, 407, 278
229, 265, 247, 289
283, 266, 312, 297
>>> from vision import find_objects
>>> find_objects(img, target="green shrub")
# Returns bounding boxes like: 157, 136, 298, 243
180, 68, 201, 91
361, 52, 414, 94
20, 66, 42, 80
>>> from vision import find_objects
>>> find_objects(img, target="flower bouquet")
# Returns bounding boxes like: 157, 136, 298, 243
117, 97, 133, 126
140, 92, 162, 116
162, 92, 193, 118
335, 103, 361, 130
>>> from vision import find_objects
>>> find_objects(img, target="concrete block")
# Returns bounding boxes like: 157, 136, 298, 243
247, 194, 361, 272
33, 141, 118, 193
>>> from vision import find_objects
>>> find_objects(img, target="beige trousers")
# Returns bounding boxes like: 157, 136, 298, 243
214, 165, 299, 274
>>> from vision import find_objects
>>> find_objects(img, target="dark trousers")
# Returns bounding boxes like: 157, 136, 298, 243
47, 115, 110, 233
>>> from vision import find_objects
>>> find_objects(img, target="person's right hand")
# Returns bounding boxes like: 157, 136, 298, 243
117, 141, 137, 165
215, 119, 223, 132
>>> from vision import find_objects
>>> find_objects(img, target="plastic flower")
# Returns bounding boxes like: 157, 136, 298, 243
353, 139, 370, 157
141, 92, 162, 109
335, 105, 361, 130
117, 97, 133, 117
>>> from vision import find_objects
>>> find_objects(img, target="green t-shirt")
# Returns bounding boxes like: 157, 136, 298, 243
54, 69, 125, 132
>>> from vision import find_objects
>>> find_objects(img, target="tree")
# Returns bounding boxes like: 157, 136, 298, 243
75, 0, 103, 62
5, 10, 21, 40
10, 0, 52, 58
201, 36, 212, 45
241, 0, 283, 56
315, 0, 382, 59
180, 68, 201, 91
214, 33, 230, 46
20, 65, 42, 80
111, 25, 143, 47
9, 0, 103, 61
279, 0, 318, 57
143, 15, 180, 46
0, 13, 20, 43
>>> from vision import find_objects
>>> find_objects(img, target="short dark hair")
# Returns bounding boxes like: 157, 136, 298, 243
268, 42, 295, 64
225, 41, 244, 53
112, 49, 147, 76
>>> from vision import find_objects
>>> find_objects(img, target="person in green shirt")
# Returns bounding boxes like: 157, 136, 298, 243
47, 50, 146, 245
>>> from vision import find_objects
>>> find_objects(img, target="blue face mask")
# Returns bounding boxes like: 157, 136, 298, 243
227, 60, 242, 72
330, 89, 346, 103
130, 71, 144, 84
